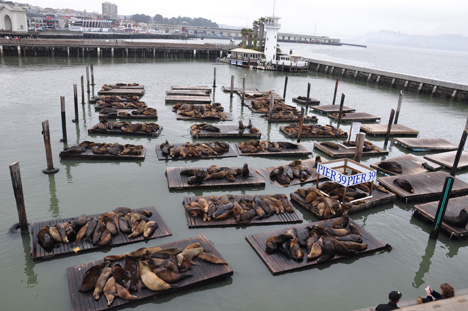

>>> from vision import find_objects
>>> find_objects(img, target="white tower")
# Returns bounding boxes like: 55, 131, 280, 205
263, 16, 281, 62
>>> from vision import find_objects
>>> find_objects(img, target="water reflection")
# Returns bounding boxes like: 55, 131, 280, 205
412, 237, 436, 288
75, 122, 80, 143
48, 174, 60, 218
21, 231, 37, 286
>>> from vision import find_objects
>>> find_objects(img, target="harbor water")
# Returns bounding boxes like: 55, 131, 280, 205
1, 43, 468, 311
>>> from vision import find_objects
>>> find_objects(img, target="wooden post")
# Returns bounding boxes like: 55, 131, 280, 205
430, 176, 454, 239
9, 162, 29, 231
81, 75, 85, 104
283, 76, 288, 99
90, 64, 95, 86
242, 77, 246, 104
353, 133, 366, 163
338, 93, 345, 124
86, 66, 90, 101
384, 109, 395, 148
332, 79, 339, 105
306, 82, 311, 111
72, 84, 78, 123
213, 67, 216, 88
268, 92, 275, 122
450, 118, 468, 176
42, 120, 59, 174
60, 97, 67, 143
230, 75, 234, 98
297, 108, 305, 143
394, 91, 403, 124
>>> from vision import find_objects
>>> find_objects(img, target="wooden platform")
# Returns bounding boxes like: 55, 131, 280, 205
377, 171, 468, 203
221, 86, 258, 95
262, 115, 318, 123
292, 96, 320, 105
60, 147, 146, 161
235, 142, 312, 157
183, 195, 303, 228
176, 111, 233, 121
312, 105, 356, 114
166, 166, 265, 190
99, 111, 157, 120
155, 143, 238, 161
255, 158, 325, 188
371, 154, 441, 176
166, 89, 210, 96
328, 112, 381, 123
165, 95, 212, 104
360, 124, 419, 137
244, 102, 295, 113
424, 150, 468, 170
171, 85, 212, 93
245, 219, 388, 275
98, 89, 145, 96
314, 141, 388, 158
394, 138, 458, 151
290, 188, 396, 219
88, 126, 162, 137
191, 125, 261, 139
95, 103, 147, 111
103, 84, 145, 89
67, 235, 232, 311
280, 125, 348, 139
414, 196, 468, 239
30, 207, 171, 261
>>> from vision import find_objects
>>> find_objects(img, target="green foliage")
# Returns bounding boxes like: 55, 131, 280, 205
152, 14, 219, 27
130, 14, 153, 24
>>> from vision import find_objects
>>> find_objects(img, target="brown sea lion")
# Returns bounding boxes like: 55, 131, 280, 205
286, 239, 305, 262
176, 247, 204, 266
128, 219, 146, 238
198, 252, 228, 264
143, 221, 158, 239
393, 178, 414, 193
55, 223, 69, 243
265, 233, 294, 253
98, 229, 113, 246
138, 261, 171, 291
328, 237, 358, 256
341, 241, 368, 251
316, 237, 336, 263
444, 208, 468, 228
37, 225, 55, 252
332, 211, 350, 229
378, 161, 402, 174
322, 142, 340, 149
335, 234, 363, 243
103, 276, 116, 306
307, 240, 323, 261
156, 269, 193, 283
93, 267, 112, 301
79, 261, 109, 292
115, 282, 138, 301
49, 226, 62, 243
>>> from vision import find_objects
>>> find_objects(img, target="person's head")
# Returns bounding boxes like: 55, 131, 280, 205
440, 283, 455, 298
389, 291, 402, 302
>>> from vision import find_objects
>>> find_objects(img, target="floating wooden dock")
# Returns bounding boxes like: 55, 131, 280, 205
312, 105, 356, 114
377, 171, 468, 203
245, 219, 388, 275
95, 102, 147, 110
30, 207, 171, 261
244, 102, 296, 113
290, 188, 396, 219
99, 111, 158, 120
414, 196, 468, 239
182, 195, 303, 228
314, 141, 388, 158
103, 84, 145, 89
176, 111, 233, 121
280, 125, 348, 139
221, 86, 259, 95
89, 126, 162, 137
166, 166, 265, 190
328, 112, 381, 123
98, 89, 145, 96
393, 137, 458, 151
166, 89, 210, 96
360, 124, 419, 137
171, 85, 212, 93
60, 146, 146, 161
370, 154, 441, 176
155, 143, 238, 161
165, 95, 212, 104
235, 142, 312, 157
67, 235, 232, 311
424, 150, 468, 170
255, 158, 325, 188
191, 125, 261, 139
262, 115, 318, 123
292, 96, 320, 105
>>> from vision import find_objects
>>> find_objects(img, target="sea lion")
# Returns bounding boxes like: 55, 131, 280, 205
316, 237, 336, 263
335, 234, 363, 243
322, 142, 340, 149
393, 178, 414, 193
296, 226, 312, 247
307, 240, 323, 261
198, 252, 228, 264
444, 208, 468, 228
422, 162, 436, 172
55, 223, 69, 243
286, 239, 304, 262
98, 229, 113, 246
79, 261, 109, 292
138, 261, 171, 291
176, 247, 204, 266
115, 282, 138, 301
332, 211, 350, 229
93, 267, 112, 301
103, 276, 116, 306
128, 219, 146, 238
118, 215, 131, 233
37, 225, 55, 252
201, 124, 220, 132
156, 269, 193, 283
49, 226, 62, 243
328, 237, 358, 256
143, 221, 158, 239
265, 233, 294, 253
340, 241, 368, 251
378, 161, 402, 174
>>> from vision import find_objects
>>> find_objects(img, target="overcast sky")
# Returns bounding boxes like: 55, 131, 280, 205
27, 0, 468, 38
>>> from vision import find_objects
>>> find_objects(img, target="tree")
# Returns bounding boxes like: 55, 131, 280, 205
247, 29, 254, 48
258, 17, 266, 51
240, 28, 249, 47
130, 14, 152, 24
153, 14, 164, 24
252, 20, 259, 48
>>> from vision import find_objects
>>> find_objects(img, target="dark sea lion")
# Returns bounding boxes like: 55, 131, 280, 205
265, 233, 294, 253
378, 161, 402, 174
255, 197, 274, 216
98, 229, 112, 246
422, 162, 436, 171
313, 155, 322, 168
37, 225, 55, 252
49, 225, 62, 243
307, 240, 323, 261
328, 237, 358, 256
348, 223, 362, 236
393, 178, 414, 193
55, 223, 68, 242
85, 217, 98, 240
444, 208, 468, 228
74, 221, 89, 243
118, 215, 132, 233
92, 221, 106, 245
239, 208, 256, 223
341, 241, 368, 251
201, 124, 220, 132
296, 226, 312, 247
79, 261, 109, 292
317, 237, 336, 263
286, 239, 305, 262
212, 202, 234, 219
335, 234, 363, 243
113, 207, 132, 214
93, 267, 112, 301
156, 269, 193, 283
241, 163, 250, 177
332, 211, 350, 229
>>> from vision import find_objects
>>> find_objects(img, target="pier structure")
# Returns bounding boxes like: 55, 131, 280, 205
306, 58, 468, 102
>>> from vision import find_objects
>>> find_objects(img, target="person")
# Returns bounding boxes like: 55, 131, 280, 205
375, 290, 402, 310
416, 283, 455, 304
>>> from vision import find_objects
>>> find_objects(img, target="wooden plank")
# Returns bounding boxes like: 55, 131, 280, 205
371, 154, 441, 176
221, 86, 258, 95
89, 126, 162, 137
244, 101, 295, 114
245, 218, 388, 275
176, 111, 233, 121
256, 158, 325, 188
424, 150, 468, 170
292, 96, 321, 105
166, 89, 211, 96
166, 166, 265, 190
314, 141, 388, 158
98, 89, 145, 96
171, 85, 212, 92
90, 95, 141, 103
312, 104, 356, 114
30, 207, 171, 261
99, 110, 158, 120
102, 84, 145, 89
95, 102, 147, 110
236, 142, 312, 157
182, 194, 303, 228
67, 235, 232, 311
60, 146, 146, 161
414, 196, 468, 238
394, 137, 458, 151
360, 124, 419, 137
328, 112, 381, 123
377, 171, 468, 203
290, 188, 396, 219
262, 114, 318, 123
191, 125, 261, 139
155, 142, 238, 161
165, 95, 212, 104
280, 124, 348, 139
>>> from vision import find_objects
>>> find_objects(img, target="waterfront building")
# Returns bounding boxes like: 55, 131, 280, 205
27, 14, 65, 30
228, 48, 263, 67
102, 2, 117, 20
0, 2, 27, 32
263, 16, 281, 62
68, 17, 113, 32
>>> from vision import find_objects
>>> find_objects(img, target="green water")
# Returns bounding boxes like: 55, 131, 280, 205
1, 55, 468, 311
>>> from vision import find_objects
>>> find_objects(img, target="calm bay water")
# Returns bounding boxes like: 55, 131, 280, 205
1, 44, 468, 311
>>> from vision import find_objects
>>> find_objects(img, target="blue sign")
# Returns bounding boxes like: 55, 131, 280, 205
317, 163, 377, 187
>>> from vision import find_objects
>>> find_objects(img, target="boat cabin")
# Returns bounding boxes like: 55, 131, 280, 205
228, 48, 263, 67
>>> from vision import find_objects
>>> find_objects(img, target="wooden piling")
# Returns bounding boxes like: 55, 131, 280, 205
430, 176, 454, 239
230, 75, 234, 98
242, 77, 246, 104
338, 93, 345, 124
354, 133, 366, 163
332, 79, 339, 105
297, 108, 305, 143
213, 67, 216, 88
72, 84, 78, 123
60, 97, 67, 143
86, 66, 90, 99
81, 75, 85, 104
384, 109, 395, 148
394, 91, 403, 124
9, 162, 29, 231
42, 120, 59, 174
90, 64, 95, 86
283, 76, 288, 99
450, 118, 468, 176
306, 82, 311, 111
268, 91, 275, 122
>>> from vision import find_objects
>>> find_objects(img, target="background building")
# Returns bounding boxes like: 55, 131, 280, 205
102, 2, 117, 20
0, 2, 28, 32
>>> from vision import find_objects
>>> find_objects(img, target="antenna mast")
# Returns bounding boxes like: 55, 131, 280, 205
273, 0, 276, 16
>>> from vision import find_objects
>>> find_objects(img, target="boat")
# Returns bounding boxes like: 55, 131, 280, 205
270, 53, 309, 72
